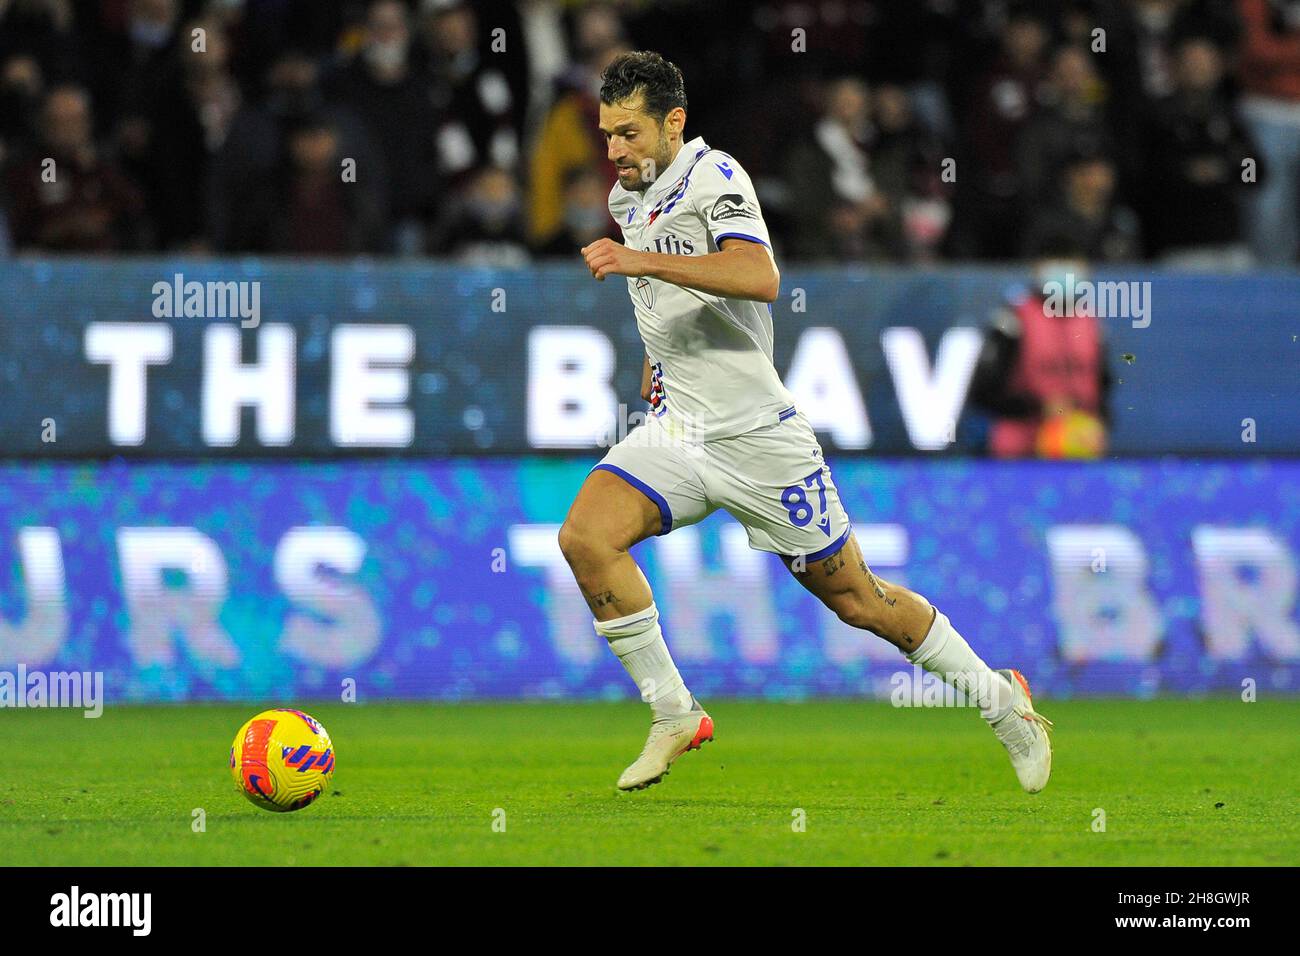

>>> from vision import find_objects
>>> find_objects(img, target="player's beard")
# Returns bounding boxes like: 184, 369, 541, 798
625, 133, 675, 193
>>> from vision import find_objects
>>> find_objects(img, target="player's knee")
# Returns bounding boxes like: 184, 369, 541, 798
557, 519, 613, 574
556, 520, 586, 567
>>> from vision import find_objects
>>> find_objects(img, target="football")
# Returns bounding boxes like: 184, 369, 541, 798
229, 709, 335, 813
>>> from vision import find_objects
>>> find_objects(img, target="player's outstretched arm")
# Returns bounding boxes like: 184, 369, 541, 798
647, 238, 780, 303
580, 237, 780, 303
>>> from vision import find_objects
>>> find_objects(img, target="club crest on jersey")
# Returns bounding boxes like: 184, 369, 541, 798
710, 194, 755, 222
635, 277, 654, 309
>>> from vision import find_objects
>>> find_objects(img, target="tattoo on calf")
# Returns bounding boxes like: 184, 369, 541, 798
585, 589, 619, 610
863, 564, 897, 606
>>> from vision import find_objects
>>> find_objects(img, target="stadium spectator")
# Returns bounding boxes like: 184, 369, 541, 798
0, 53, 45, 171
1022, 146, 1142, 260
535, 164, 619, 257
967, 256, 1112, 459
267, 114, 387, 256
868, 83, 953, 262
784, 77, 901, 262
947, 3, 1051, 259
1115, 0, 1237, 94
211, 48, 387, 254
1131, 0, 1190, 99
1142, 33, 1258, 266
432, 164, 530, 267
0, 50, 48, 258
0, 0, 1288, 266
201, 0, 349, 85
0, 0, 77, 90
127, 17, 242, 251
1237, 0, 1300, 265
746, 0, 874, 82
1015, 45, 1120, 210
516, 0, 572, 138
1098, 0, 1241, 170
420, 0, 523, 184
527, 4, 627, 251
326, 0, 439, 254
91, 0, 181, 141
4, 84, 144, 252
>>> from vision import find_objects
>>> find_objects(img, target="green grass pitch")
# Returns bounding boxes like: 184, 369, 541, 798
2, 699, 1297, 866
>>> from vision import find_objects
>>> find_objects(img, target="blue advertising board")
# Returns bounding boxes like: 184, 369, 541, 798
1, 260, 1297, 456
1, 458, 1297, 702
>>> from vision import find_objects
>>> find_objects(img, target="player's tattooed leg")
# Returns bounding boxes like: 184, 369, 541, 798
582, 588, 621, 613
823, 550, 847, 577
559, 468, 663, 621
785, 534, 934, 652
860, 560, 898, 607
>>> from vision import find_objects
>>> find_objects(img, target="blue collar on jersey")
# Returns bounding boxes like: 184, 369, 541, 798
645, 137, 712, 224
645, 136, 709, 202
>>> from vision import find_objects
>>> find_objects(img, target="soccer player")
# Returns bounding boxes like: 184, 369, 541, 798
563, 51, 1052, 793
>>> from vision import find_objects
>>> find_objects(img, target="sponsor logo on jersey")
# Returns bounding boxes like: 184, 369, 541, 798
710, 193, 755, 221
645, 234, 696, 256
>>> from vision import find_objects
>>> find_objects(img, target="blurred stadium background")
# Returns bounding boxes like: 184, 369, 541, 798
0, 0, 1297, 710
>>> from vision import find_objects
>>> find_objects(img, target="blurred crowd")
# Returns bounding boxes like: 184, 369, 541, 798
0, 0, 1297, 266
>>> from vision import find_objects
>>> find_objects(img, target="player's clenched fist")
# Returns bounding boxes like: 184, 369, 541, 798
581, 237, 646, 281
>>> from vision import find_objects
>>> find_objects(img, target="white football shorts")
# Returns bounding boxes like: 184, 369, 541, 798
592, 406, 853, 562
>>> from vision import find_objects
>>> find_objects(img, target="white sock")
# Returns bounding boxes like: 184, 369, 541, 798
595, 603, 694, 719
906, 608, 1014, 722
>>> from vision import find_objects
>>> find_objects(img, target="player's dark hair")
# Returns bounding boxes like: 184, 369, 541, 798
599, 51, 688, 124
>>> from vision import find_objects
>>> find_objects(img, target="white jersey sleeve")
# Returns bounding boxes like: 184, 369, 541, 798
688, 153, 771, 250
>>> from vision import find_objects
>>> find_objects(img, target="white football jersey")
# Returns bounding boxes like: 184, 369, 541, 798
608, 136, 796, 442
